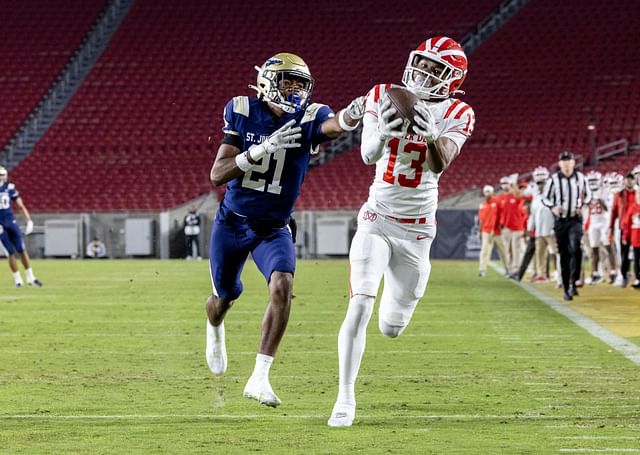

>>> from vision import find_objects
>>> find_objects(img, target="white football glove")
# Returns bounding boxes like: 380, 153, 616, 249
412, 102, 438, 143
248, 119, 302, 162
377, 98, 405, 140
25, 220, 34, 235
346, 96, 365, 121
338, 96, 365, 131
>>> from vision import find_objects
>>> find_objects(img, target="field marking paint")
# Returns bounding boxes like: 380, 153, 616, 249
491, 265, 640, 366
0, 413, 632, 421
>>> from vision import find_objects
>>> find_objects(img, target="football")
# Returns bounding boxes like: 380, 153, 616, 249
386, 86, 419, 131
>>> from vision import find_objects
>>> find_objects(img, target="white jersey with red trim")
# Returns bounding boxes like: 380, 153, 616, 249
588, 190, 610, 228
362, 83, 475, 219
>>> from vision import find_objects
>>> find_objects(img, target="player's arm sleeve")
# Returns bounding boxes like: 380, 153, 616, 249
312, 104, 336, 147
220, 98, 246, 151
8, 184, 20, 200
360, 87, 386, 165
439, 105, 475, 155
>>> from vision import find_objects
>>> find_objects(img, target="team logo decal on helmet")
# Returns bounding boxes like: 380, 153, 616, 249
402, 36, 468, 100
249, 53, 314, 114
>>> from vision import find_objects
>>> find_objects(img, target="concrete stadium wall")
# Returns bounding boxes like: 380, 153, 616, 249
12, 204, 479, 260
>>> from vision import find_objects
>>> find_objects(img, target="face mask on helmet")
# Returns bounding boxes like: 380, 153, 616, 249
402, 37, 467, 100
586, 172, 602, 192
0, 167, 7, 184
606, 173, 624, 193
250, 54, 314, 114
404, 55, 453, 97
532, 166, 549, 183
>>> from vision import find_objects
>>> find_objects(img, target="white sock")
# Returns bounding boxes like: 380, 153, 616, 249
336, 294, 375, 406
25, 268, 35, 282
12, 271, 23, 284
252, 353, 273, 379
209, 320, 224, 340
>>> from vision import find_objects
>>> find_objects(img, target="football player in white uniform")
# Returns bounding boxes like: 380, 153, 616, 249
585, 171, 615, 283
328, 36, 475, 427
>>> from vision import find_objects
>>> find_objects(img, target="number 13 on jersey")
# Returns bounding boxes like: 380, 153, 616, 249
382, 138, 428, 188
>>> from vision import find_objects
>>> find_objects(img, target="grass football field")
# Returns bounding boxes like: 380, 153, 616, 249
1, 259, 639, 454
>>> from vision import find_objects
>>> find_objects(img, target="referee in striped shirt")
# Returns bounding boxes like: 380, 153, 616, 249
542, 151, 592, 301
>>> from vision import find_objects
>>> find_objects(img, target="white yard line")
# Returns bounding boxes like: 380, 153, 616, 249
0, 413, 631, 421
491, 265, 640, 366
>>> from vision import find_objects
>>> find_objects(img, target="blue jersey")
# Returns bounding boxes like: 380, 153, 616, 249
221, 96, 334, 223
0, 182, 20, 226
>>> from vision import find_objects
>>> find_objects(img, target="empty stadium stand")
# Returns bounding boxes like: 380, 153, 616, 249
8, 0, 502, 211
10, 0, 637, 212
301, 0, 640, 208
441, 0, 640, 194
0, 0, 108, 153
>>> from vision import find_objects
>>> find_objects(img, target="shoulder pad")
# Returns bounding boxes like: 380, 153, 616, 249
8, 183, 15, 190
232, 96, 250, 117
301, 103, 328, 124
367, 84, 398, 103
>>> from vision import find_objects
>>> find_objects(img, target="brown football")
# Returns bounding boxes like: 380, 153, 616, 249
385, 87, 419, 131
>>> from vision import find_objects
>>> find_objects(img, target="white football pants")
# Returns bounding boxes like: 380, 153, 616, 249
349, 204, 435, 333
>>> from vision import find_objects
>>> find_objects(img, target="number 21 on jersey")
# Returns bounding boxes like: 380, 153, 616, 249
241, 149, 285, 195
382, 138, 428, 188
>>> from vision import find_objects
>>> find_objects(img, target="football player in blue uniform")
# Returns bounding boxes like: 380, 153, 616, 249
205, 53, 364, 407
0, 166, 42, 288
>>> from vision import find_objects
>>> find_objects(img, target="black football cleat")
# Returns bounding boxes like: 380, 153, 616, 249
28, 279, 43, 288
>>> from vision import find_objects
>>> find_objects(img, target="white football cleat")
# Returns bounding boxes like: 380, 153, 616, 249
327, 402, 355, 427
243, 375, 281, 407
205, 320, 227, 375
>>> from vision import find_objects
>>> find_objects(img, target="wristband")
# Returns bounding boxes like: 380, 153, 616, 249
338, 109, 358, 131
248, 141, 269, 162
235, 152, 254, 172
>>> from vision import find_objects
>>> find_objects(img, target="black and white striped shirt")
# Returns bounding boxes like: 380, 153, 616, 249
541, 171, 592, 219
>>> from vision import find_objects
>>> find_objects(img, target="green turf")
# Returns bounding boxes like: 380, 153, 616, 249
1, 260, 639, 454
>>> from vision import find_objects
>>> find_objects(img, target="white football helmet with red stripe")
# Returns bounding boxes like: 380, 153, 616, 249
586, 170, 603, 192
532, 166, 550, 183
402, 36, 468, 100
604, 172, 624, 193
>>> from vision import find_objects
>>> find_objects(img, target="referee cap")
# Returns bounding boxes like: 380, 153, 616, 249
558, 150, 575, 160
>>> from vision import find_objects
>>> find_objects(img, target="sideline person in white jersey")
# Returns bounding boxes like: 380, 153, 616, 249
328, 36, 475, 427
584, 171, 615, 283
